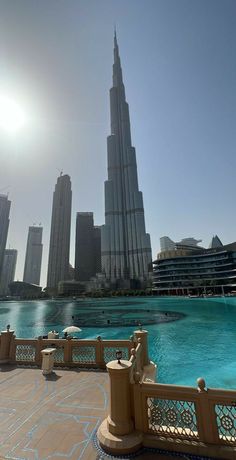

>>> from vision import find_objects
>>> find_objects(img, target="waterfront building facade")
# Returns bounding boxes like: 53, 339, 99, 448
58, 279, 86, 296
0, 194, 11, 279
0, 249, 17, 296
101, 34, 152, 289
47, 174, 72, 292
75, 212, 101, 282
23, 226, 43, 285
160, 236, 202, 252
153, 241, 236, 295
9, 281, 42, 298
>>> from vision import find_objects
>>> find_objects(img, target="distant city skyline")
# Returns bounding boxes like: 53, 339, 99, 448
0, 1, 235, 287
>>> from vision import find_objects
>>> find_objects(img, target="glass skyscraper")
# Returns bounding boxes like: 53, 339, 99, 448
0, 249, 17, 296
0, 194, 11, 281
23, 226, 43, 286
47, 174, 72, 292
75, 212, 101, 282
101, 34, 152, 289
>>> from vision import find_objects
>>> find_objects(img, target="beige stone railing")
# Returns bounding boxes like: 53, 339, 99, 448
133, 379, 236, 457
0, 330, 134, 369
1, 327, 236, 459
98, 329, 236, 460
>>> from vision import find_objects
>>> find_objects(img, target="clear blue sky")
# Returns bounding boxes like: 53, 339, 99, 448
0, 0, 235, 287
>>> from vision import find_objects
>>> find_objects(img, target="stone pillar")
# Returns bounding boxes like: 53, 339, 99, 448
134, 329, 149, 367
107, 359, 133, 435
134, 329, 157, 382
97, 359, 142, 455
0, 329, 15, 363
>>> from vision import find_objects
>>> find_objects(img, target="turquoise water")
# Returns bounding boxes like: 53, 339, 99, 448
0, 296, 235, 389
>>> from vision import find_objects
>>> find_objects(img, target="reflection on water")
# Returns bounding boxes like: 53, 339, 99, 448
0, 296, 235, 389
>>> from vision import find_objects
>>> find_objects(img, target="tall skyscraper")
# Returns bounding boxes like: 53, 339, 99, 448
101, 34, 152, 288
75, 212, 101, 282
93, 225, 102, 274
23, 226, 43, 285
0, 194, 11, 280
47, 174, 72, 291
0, 249, 17, 295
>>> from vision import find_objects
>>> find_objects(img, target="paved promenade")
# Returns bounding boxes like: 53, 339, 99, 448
0, 366, 109, 460
0, 366, 197, 460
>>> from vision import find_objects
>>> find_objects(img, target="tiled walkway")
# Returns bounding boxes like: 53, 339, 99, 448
0, 366, 210, 460
0, 366, 109, 460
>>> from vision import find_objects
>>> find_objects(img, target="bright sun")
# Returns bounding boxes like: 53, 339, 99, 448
0, 95, 26, 133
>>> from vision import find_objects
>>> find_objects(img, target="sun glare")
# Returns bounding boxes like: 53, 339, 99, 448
0, 95, 26, 133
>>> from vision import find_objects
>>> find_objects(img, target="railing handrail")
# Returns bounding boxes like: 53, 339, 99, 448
14, 337, 132, 344
140, 380, 236, 398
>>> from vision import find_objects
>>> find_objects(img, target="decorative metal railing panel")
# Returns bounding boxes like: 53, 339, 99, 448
215, 403, 236, 445
16, 344, 36, 362
72, 346, 96, 363
53, 347, 64, 363
147, 397, 198, 439
103, 346, 129, 363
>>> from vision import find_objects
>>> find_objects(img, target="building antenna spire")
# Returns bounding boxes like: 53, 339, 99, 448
114, 23, 118, 47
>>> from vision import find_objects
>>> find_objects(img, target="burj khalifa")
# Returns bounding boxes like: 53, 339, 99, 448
101, 34, 152, 289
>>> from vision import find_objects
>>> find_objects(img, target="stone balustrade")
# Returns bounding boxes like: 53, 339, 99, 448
1, 327, 235, 459
0, 328, 134, 369
133, 378, 236, 458
97, 329, 236, 460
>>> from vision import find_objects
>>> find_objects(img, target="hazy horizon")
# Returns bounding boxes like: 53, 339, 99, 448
0, 0, 235, 288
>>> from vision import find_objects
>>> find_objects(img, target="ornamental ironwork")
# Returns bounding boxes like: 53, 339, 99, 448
103, 346, 129, 363
16, 344, 36, 362
166, 408, 178, 424
181, 409, 194, 426
72, 346, 96, 363
53, 347, 64, 363
215, 404, 236, 444
147, 397, 198, 439
149, 404, 163, 425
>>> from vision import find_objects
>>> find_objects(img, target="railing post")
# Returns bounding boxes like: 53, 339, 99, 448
96, 336, 105, 369
35, 337, 43, 366
97, 357, 142, 454
9, 334, 16, 362
134, 328, 157, 382
106, 359, 134, 435
64, 339, 71, 364
0, 327, 15, 363
196, 378, 219, 444
134, 328, 149, 367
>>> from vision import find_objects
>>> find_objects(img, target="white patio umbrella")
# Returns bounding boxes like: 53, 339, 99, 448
62, 326, 82, 333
